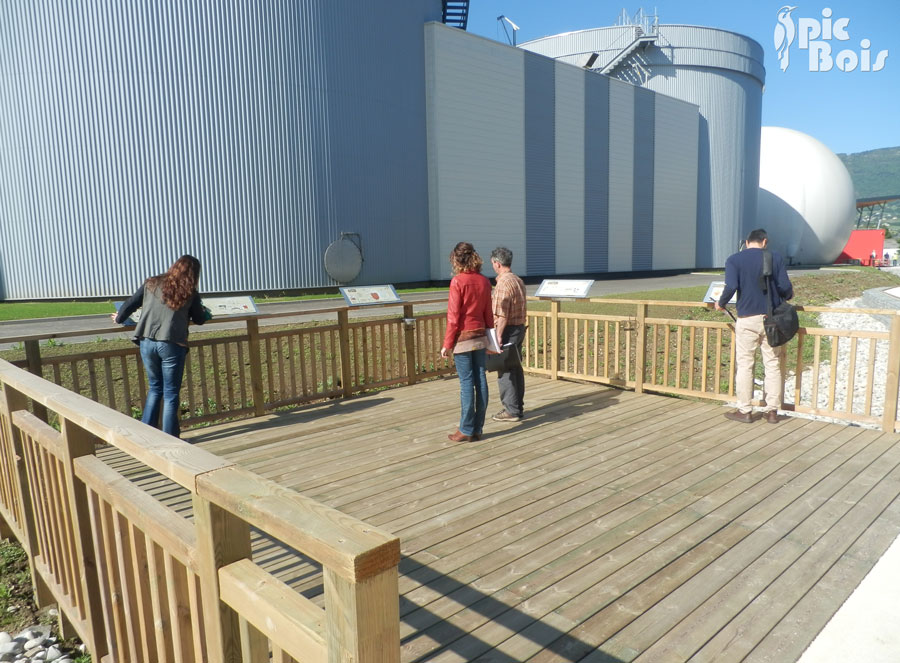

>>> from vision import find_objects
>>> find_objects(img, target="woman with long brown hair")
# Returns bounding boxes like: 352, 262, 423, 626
440, 242, 494, 442
113, 255, 208, 437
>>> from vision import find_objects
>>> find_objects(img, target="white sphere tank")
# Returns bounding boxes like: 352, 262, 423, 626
757, 127, 856, 264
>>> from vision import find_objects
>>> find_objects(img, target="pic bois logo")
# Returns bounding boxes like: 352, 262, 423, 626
774, 6, 889, 72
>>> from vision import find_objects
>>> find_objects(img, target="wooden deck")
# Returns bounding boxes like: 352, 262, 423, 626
110, 375, 900, 662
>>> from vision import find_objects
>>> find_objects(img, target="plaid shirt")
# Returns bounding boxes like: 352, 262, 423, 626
492, 271, 527, 326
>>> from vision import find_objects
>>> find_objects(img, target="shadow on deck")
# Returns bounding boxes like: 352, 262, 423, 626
109, 375, 900, 662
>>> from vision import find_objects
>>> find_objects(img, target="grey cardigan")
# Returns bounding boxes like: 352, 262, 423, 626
116, 281, 206, 345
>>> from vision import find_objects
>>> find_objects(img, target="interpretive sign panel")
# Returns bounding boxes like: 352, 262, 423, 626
203, 296, 258, 316
534, 279, 594, 299
340, 285, 402, 306
703, 282, 737, 304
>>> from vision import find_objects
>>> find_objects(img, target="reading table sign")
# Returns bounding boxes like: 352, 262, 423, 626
339, 285, 402, 306
203, 296, 258, 315
534, 279, 594, 299
702, 282, 737, 305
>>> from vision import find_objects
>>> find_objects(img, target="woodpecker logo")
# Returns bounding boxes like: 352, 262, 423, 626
774, 6, 888, 72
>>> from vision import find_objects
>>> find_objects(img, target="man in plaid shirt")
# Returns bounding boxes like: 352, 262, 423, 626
490, 247, 527, 422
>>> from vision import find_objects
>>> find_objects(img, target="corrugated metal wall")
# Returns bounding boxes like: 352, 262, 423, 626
424, 26, 527, 277
522, 24, 765, 268
554, 63, 585, 275
607, 82, 634, 272
425, 23, 700, 279
0, 0, 442, 299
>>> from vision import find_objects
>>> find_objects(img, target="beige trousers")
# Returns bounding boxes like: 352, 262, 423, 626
734, 314, 785, 414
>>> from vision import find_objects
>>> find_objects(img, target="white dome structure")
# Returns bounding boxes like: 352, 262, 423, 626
757, 127, 856, 265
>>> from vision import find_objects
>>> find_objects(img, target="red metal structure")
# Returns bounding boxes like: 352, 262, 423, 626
837, 228, 885, 266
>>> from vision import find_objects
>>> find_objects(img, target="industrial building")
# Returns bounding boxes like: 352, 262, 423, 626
1, 2, 789, 299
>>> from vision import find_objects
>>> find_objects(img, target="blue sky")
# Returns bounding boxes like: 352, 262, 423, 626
466, 1, 899, 155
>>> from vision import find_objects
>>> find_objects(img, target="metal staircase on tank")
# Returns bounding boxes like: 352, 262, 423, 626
589, 8, 659, 85
442, 0, 470, 30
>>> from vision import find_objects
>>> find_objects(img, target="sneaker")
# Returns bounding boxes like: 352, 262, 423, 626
492, 410, 522, 423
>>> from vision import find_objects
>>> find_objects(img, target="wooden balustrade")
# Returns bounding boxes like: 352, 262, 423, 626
0, 358, 401, 662
4, 296, 899, 434
523, 298, 900, 433
4, 300, 455, 428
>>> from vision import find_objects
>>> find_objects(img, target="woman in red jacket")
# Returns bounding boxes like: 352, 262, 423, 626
440, 242, 494, 442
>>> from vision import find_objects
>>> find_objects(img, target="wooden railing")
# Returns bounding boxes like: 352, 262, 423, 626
5, 300, 453, 426
523, 298, 900, 433
0, 358, 401, 662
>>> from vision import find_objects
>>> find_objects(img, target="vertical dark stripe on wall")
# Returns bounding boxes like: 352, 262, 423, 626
524, 54, 555, 275
584, 76, 609, 272
632, 87, 655, 271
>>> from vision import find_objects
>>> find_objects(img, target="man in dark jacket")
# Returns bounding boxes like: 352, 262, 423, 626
715, 229, 793, 423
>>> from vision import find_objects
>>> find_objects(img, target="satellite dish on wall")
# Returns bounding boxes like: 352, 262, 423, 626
324, 233, 363, 283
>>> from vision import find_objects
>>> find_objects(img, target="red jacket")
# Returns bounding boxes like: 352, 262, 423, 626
443, 271, 494, 350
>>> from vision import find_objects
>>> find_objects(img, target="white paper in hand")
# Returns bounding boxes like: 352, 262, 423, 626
487, 328, 502, 354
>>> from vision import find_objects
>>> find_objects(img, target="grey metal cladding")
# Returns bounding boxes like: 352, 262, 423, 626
632, 88, 655, 271
0, 0, 431, 299
520, 23, 763, 269
584, 75, 610, 273
524, 53, 556, 275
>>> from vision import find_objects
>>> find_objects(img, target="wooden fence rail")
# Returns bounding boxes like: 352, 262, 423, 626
0, 359, 401, 662
5, 300, 454, 427
522, 298, 900, 433
4, 297, 900, 434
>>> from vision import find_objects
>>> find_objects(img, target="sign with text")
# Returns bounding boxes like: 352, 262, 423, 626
202, 296, 258, 316
703, 282, 737, 304
534, 279, 594, 299
340, 285, 402, 306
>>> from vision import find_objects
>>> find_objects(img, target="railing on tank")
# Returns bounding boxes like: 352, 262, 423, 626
0, 358, 401, 662
522, 298, 900, 433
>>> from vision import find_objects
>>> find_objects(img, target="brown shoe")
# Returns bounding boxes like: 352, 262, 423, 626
448, 430, 474, 442
765, 410, 781, 424
724, 410, 753, 424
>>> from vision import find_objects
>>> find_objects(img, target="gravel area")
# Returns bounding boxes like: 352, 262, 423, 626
0, 623, 84, 662
782, 296, 891, 424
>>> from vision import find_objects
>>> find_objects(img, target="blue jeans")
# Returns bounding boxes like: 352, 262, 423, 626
140, 339, 188, 437
455, 349, 488, 436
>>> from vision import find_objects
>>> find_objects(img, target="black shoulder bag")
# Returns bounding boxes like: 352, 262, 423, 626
762, 251, 798, 347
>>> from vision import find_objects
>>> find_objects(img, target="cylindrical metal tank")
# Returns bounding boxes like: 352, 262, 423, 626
0, 0, 442, 299
521, 24, 765, 267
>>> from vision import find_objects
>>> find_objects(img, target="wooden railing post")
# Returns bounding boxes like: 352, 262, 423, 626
337, 310, 354, 398
634, 303, 647, 393
245, 318, 266, 417
59, 419, 108, 659
0, 383, 54, 607
193, 494, 255, 663
403, 304, 417, 386
23, 341, 48, 422
550, 300, 560, 380
883, 314, 900, 432
324, 566, 400, 663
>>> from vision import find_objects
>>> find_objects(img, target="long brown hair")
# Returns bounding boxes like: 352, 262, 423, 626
147, 255, 201, 310
449, 242, 482, 275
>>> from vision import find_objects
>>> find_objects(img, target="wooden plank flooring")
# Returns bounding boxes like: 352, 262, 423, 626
111, 375, 900, 662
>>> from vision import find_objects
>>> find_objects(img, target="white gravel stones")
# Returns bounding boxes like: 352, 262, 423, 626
780, 296, 892, 426
0, 626, 79, 663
